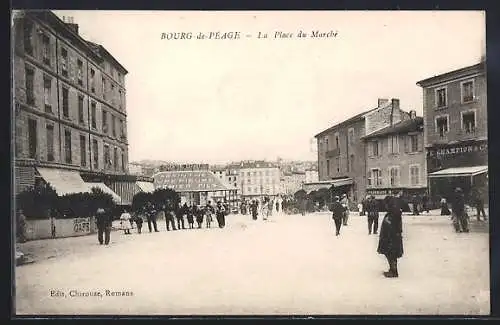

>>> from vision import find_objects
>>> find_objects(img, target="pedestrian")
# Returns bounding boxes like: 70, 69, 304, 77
471, 187, 488, 222
251, 200, 258, 220
440, 197, 451, 216
377, 196, 404, 278
451, 187, 469, 233
120, 208, 132, 235
17, 209, 27, 243
133, 213, 144, 234
195, 205, 204, 228
340, 193, 349, 226
276, 199, 280, 213
411, 195, 420, 215
330, 196, 344, 236
95, 207, 112, 245
216, 201, 226, 228
176, 203, 187, 230
205, 201, 214, 228
262, 197, 270, 220
422, 193, 430, 213
164, 204, 177, 231
186, 203, 195, 229
145, 202, 159, 232
367, 195, 380, 235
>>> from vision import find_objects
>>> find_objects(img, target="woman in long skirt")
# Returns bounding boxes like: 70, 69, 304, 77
120, 209, 133, 235
377, 196, 404, 278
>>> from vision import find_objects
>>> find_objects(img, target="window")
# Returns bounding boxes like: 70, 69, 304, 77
92, 139, 99, 169
462, 110, 476, 134
348, 128, 355, 145
410, 165, 420, 185
25, 67, 34, 105
104, 144, 111, 168
436, 87, 447, 108
41, 34, 50, 66
326, 159, 330, 176
102, 110, 108, 133
247, 187, 251, 193
60, 88, 69, 118
102, 77, 106, 100
80, 135, 86, 167
90, 69, 95, 93
409, 134, 419, 152
369, 141, 379, 156
119, 90, 123, 109
91, 102, 97, 129
121, 152, 125, 171
28, 118, 37, 159
46, 124, 54, 161
388, 135, 399, 154
114, 147, 118, 171
78, 95, 84, 124
111, 84, 115, 105
23, 20, 33, 55
335, 133, 339, 149
64, 129, 72, 163
336, 157, 340, 173
461, 80, 474, 103
112, 116, 116, 137
435, 115, 449, 138
61, 48, 68, 77
324, 137, 329, 151
350, 154, 354, 173
43, 76, 52, 112
370, 168, 382, 186
389, 167, 400, 187
77, 60, 83, 86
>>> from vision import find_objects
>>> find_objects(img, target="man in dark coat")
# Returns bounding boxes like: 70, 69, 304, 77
250, 200, 258, 220
216, 201, 226, 228
96, 207, 112, 245
422, 194, 430, 213
330, 196, 344, 236
451, 187, 469, 233
164, 204, 177, 231
367, 195, 380, 235
145, 202, 159, 232
471, 187, 488, 222
176, 203, 187, 230
377, 196, 403, 278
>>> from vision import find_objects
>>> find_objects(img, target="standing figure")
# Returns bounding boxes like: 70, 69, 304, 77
340, 194, 349, 226
367, 195, 380, 235
133, 213, 144, 234
195, 205, 204, 228
471, 187, 488, 222
186, 203, 195, 229
451, 187, 469, 233
377, 196, 404, 278
440, 197, 451, 216
330, 196, 344, 236
216, 201, 226, 228
411, 195, 420, 215
205, 201, 214, 228
422, 194, 430, 213
145, 202, 159, 232
251, 200, 258, 220
96, 207, 112, 245
120, 209, 132, 235
17, 209, 27, 243
176, 203, 187, 230
262, 197, 270, 220
276, 199, 280, 214
164, 204, 177, 231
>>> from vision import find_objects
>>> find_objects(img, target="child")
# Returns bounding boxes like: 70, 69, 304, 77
134, 213, 144, 234
186, 204, 195, 229
120, 209, 132, 235
205, 207, 213, 228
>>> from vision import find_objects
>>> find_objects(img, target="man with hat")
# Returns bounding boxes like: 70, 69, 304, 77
340, 193, 350, 226
451, 187, 469, 233
330, 196, 345, 236
366, 195, 380, 235
95, 207, 112, 245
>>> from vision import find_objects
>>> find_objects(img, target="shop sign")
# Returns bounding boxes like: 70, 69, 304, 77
428, 143, 488, 158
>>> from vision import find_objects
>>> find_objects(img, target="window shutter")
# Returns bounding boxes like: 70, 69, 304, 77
404, 135, 409, 153
418, 134, 424, 152
378, 140, 383, 156
368, 142, 373, 156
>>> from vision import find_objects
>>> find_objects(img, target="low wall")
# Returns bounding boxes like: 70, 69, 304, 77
25, 217, 98, 241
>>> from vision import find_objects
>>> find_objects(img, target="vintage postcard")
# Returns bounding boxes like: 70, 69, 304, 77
12, 10, 489, 316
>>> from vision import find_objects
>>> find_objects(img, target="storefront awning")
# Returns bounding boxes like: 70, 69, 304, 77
428, 165, 488, 178
36, 168, 91, 196
302, 178, 353, 193
86, 182, 122, 204
136, 181, 155, 193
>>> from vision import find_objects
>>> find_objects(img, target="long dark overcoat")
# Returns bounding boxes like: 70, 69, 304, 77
377, 209, 403, 259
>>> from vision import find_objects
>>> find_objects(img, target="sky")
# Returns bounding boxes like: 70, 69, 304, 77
52, 10, 485, 164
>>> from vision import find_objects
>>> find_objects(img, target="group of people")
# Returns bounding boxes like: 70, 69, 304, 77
443, 187, 487, 233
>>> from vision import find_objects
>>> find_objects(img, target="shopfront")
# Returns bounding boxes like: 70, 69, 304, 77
365, 187, 427, 212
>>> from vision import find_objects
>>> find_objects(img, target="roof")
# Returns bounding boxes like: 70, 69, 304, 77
153, 171, 232, 192
428, 166, 488, 178
362, 117, 423, 140
314, 107, 379, 138
85, 41, 128, 74
416, 62, 484, 87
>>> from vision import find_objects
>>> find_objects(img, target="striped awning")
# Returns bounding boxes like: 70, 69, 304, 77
36, 168, 91, 196
136, 181, 155, 193
428, 165, 488, 178
86, 182, 122, 204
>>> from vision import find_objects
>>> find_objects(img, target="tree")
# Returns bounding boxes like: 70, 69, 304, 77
294, 189, 307, 201
131, 192, 153, 213
16, 183, 58, 219
152, 188, 180, 209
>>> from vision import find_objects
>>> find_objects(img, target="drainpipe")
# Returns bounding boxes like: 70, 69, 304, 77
55, 37, 62, 164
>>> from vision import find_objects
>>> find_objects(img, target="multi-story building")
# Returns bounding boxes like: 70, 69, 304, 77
417, 61, 487, 202
314, 98, 410, 208
304, 169, 319, 183
280, 170, 306, 196
12, 10, 151, 205
361, 112, 427, 201
237, 161, 280, 199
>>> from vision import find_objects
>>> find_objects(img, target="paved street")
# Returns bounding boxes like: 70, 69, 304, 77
15, 211, 489, 315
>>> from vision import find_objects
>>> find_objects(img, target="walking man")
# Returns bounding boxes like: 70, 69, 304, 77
216, 201, 226, 228
471, 187, 488, 222
367, 195, 380, 235
96, 207, 112, 245
145, 202, 159, 232
340, 194, 349, 226
176, 203, 187, 230
451, 187, 469, 233
330, 196, 344, 236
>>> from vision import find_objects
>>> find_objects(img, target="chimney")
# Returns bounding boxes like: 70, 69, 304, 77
390, 98, 400, 127
377, 98, 389, 108
63, 16, 79, 34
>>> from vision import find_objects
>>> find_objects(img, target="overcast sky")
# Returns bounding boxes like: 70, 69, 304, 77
52, 10, 485, 164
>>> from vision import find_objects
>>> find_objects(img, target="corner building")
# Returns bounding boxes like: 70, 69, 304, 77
12, 10, 150, 205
